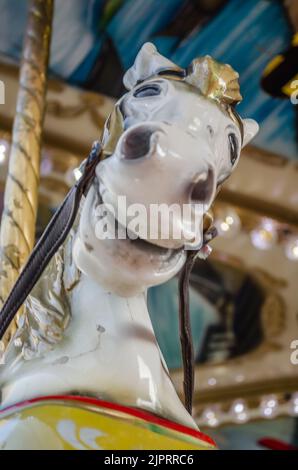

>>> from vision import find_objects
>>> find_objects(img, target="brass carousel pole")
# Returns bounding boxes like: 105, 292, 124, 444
0, 0, 54, 355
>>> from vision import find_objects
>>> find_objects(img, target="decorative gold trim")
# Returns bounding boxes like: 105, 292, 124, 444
185, 56, 242, 105
201, 255, 287, 359
219, 189, 298, 227
47, 92, 106, 130
243, 145, 289, 167
0, 0, 54, 353
0, 65, 112, 157
0, 130, 83, 207
102, 104, 125, 157
193, 376, 298, 406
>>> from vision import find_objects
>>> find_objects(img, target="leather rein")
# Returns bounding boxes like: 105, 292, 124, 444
0, 140, 196, 415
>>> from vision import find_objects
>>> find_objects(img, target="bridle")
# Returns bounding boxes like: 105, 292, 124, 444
0, 74, 225, 415
139, 68, 245, 145
0, 141, 102, 348
0, 138, 199, 415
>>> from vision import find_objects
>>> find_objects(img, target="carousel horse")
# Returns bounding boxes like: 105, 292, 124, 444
0, 43, 258, 450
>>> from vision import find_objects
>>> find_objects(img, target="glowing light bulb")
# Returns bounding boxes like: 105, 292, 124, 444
251, 220, 277, 250
220, 221, 229, 232
215, 208, 241, 238
260, 395, 278, 418
285, 236, 298, 261
208, 377, 217, 386
0, 140, 8, 164
289, 392, 298, 416
201, 406, 221, 427
230, 399, 248, 422
234, 402, 244, 414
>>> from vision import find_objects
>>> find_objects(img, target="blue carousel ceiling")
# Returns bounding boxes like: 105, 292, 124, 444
0, 0, 297, 159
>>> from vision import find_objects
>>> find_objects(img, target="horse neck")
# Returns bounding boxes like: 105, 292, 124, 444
0, 233, 195, 429
66, 274, 195, 427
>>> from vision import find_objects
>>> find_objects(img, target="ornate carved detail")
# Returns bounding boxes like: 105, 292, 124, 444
186, 56, 242, 106
8, 226, 80, 362
0, 0, 54, 356
47, 93, 107, 130
261, 294, 286, 341
197, 254, 287, 365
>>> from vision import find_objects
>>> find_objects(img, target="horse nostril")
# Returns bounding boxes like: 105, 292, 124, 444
121, 126, 157, 160
190, 168, 215, 204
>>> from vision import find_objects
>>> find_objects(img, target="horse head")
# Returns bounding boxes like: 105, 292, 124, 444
74, 43, 258, 297
0, 45, 260, 447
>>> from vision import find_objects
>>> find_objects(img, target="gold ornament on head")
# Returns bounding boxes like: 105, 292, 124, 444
158, 55, 243, 141
185, 55, 242, 106
104, 48, 244, 157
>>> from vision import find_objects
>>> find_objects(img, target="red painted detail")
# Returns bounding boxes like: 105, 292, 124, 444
258, 437, 298, 451
0, 394, 216, 447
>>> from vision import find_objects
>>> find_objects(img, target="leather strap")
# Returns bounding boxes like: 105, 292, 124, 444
0, 139, 197, 416
178, 250, 197, 415
0, 141, 102, 341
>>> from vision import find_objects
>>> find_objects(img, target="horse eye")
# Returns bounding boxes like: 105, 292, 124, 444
133, 84, 161, 98
228, 133, 238, 166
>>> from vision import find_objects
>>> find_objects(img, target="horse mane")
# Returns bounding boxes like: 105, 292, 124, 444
9, 215, 81, 362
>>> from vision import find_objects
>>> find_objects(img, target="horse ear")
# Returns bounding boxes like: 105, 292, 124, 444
123, 42, 181, 90
242, 118, 259, 147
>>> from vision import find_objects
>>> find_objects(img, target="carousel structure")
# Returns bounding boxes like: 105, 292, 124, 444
0, 0, 297, 452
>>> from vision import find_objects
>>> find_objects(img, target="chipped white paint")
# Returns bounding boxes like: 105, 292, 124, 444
0, 44, 258, 435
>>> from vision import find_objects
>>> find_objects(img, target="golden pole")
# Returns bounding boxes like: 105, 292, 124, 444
0, 0, 54, 355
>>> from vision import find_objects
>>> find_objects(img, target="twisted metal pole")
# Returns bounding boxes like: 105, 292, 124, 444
0, 0, 54, 357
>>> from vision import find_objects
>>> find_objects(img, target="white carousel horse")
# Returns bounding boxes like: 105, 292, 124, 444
0, 43, 258, 433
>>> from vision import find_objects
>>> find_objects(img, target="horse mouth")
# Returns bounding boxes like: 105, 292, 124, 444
94, 182, 216, 262
116, 214, 185, 262
94, 183, 184, 261
128, 232, 183, 258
